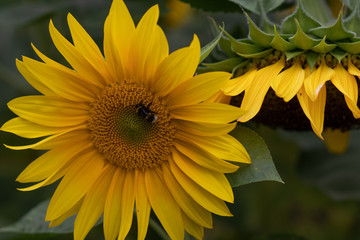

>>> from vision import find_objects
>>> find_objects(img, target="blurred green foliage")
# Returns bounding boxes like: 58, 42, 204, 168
1, 0, 360, 239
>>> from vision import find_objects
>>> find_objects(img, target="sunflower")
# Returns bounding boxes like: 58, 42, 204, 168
1, 0, 251, 239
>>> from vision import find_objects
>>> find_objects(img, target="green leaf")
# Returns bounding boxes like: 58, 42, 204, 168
199, 22, 223, 63
330, 47, 348, 62
306, 51, 320, 70
270, 26, 296, 51
311, 36, 336, 53
0, 199, 102, 234
228, 0, 285, 15
245, 12, 273, 47
337, 41, 360, 54
202, 57, 244, 72
289, 19, 321, 50
281, 0, 321, 34
310, 11, 356, 41
227, 125, 283, 187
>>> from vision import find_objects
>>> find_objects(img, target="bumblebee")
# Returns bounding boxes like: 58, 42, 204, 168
135, 102, 158, 123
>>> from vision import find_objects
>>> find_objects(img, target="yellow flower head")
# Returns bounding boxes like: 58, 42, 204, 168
1, 0, 251, 239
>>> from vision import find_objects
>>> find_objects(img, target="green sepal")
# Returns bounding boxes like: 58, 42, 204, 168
226, 125, 283, 187
223, 29, 265, 54
330, 47, 348, 62
306, 51, 320, 70
245, 11, 273, 47
310, 11, 356, 41
270, 26, 296, 51
202, 57, 245, 72
281, 0, 321, 34
337, 41, 360, 54
237, 48, 273, 58
311, 36, 336, 53
288, 19, 321, 50
343, 2, 360, 36
199, 20, 223, 63
232, 59, 251, 75
301, 0, 334, 25
219, 36, 237, 57
228, 0, 285, 15
285, 50, 304, 60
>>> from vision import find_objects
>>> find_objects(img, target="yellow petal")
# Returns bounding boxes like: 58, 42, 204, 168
46, 149, 104, 220
347, 58, 360, 76
118, 171, 136, 240
145, 168, 184, 240
297, 86, 326, 139
21, 57, 98, 102
171, 102, 244, 124
239, 56, 285, 122
174, 139, 239, 173
176, 131, 250, 164
182, 211, 204, 240
223, 68, 257, 96
205, 90, 232, 104
152, 35, 200, 97
49, 198, 83, 228
103, 168, 125, 240
1, 117, 67, 138
323, 128, 350, 154
172, 148, 234, 202
74, 165, 115, 240
67, 13, 110, 83
162, 163, 213, 228
331, 63, 360, 118
167, 72, 231, 108
135, 170, 151, 240
104, 0, 135, 81
304, 58, 334, 101
271, 61, 305, 102
49, 20, 107, 88
7, 96, 89, 127
16, 134, 91, 183
168, 157, 232, 216
172, 119, 236, 137
16, 59, 56, 97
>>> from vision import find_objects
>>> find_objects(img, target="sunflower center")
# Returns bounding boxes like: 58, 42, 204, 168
88, 81, 176, 170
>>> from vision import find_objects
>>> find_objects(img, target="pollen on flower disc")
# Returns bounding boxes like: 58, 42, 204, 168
88, 81, 176, 170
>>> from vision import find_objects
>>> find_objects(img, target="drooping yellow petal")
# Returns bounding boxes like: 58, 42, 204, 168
168, 157, 232, 216
103, 168, 125, 240
331, 63, 360, 118
49, 20, 107, 88
46, 149, 104, 220
21, 57, 98, 102
297, 86, 326, 139
174, 139, 239, 173
166, 72, 231, 108
16, 59, 56, 97
104, 0, 135, 81
152, 35, 200, 97
135, 170, 151, 240
271, 60, 305, 102
118, 171, 136, 240
7, 96, 89, 127
49, 198, 83, 228
323, 129, 350, 154
162, 163, 213, 228
145, 168, 184, 240
182, 211, 204, 240
171, 149, 234, 202
304, 58, 334, 101
172, 119, 236, 137
16, 134, 91, 183
238, 56, 285, 122
176, 131, 250, 164
223, 67, 257, 96
74, 165, 115, 240
205, 90, 232, 104
171, 102, 244, 124
1, 117, 67, 138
